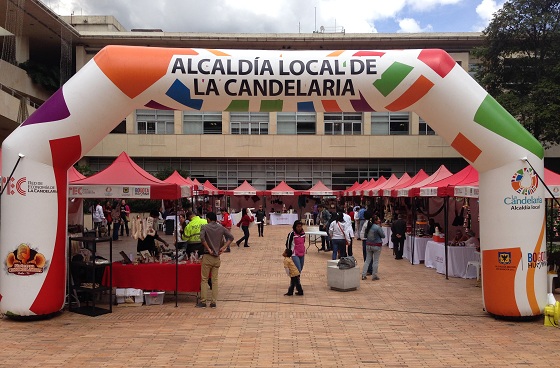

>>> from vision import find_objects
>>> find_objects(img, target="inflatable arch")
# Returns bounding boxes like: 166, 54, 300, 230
0, 46, 547, 318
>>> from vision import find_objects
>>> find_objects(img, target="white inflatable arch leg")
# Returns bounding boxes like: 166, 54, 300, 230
0, 46, 546, 318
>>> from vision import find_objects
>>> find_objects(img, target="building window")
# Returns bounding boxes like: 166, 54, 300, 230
183, 112, 222, 134
277, 112, 316, 135
230, 112, 269, 135
136, 109, 174, 134
371, 112, 409, 135
324, 112, 362, 135
419, 117, 436, 135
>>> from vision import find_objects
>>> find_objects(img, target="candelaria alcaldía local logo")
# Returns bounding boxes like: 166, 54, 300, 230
504, 168, 542, 210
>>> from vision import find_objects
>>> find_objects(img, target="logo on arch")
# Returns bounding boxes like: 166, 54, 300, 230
1, 176, 26, 196
510, 168, 538, 195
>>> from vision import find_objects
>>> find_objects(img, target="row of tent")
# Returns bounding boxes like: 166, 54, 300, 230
68, 151, 560, 200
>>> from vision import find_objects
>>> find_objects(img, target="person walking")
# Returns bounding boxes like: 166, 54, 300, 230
360, 211, 374, 275
255, 205, 266, 237
283, 248, 303, 296
361, 215, 385, 281
285, 220, 306, 273
196, 212, 234, 308
235, 208, 254, 247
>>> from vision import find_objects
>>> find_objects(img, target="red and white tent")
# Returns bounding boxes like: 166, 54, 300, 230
68, 166, 86, 182
163, 170, 193, 197
362, 177, 388, 196
419, 165, 478, 197
342, 181, 360, 196
351, 179, 370, 196
302, 180, 340, 196
69, 152, 182, 199
264, 181, 301, 196
225, 180, 264, 196
380, 173, 412, 197
397, 165, 453, 197
545, 169, 560, 199
203, 180, 224, 195
388, 170, 429, 197
369, 174, 400, 196
357, 178, 378, 196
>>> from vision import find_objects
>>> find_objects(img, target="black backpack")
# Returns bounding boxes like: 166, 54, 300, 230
285, 231, 294, 249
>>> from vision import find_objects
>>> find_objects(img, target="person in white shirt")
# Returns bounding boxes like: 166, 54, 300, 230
328, 212, 352, 260
92, 200, 105, 237
342, 208, 355, 256
465, 229, 480, 250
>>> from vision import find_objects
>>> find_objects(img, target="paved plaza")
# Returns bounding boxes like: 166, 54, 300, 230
1, 223, 559, 367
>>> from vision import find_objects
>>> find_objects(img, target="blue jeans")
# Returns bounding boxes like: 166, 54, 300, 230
363, 244, 382, 278
292, 255, 305, 273
237, 225, 250, 246
112, 221, 120, 241
331, 239, 346, 260
362, 240, 373, 274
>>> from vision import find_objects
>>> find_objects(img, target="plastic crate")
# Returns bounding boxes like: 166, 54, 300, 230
144, 291, 165, 305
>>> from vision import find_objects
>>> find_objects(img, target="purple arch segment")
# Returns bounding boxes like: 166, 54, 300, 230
22, 88, 70, 126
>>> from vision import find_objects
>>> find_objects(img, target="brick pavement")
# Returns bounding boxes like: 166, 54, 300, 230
1, 224, 559, 367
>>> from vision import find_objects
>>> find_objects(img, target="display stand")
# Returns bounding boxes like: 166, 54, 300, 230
67, 235, 113, 316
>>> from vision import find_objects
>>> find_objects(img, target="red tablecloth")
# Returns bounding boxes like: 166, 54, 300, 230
103, 262, 202, 292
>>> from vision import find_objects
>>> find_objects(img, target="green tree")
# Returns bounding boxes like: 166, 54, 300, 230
474, 0, 560, 147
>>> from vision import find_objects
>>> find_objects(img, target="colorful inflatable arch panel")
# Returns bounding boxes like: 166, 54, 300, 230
0, 46, 546, 318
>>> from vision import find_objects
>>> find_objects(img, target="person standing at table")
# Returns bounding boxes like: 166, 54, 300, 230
196, 212, 234, 308
184, 210, 207, 258
176, 213, 188, 250
103, 201, 113, 236
111, 200, 121, 241
92, 200, 105, 238
342, 208, 354, 256
235, 208, 254, 247
285, 220, 306, 273
120, 199, 131, 237
362, 215, 385, 281
329, 211, 351, 260
137, 210, 169, 255
255, 205, 266, 237
391, 214, 407, 260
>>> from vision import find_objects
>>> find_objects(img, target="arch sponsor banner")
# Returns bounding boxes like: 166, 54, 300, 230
0, 46, 545, 318
68, 185, 151, 198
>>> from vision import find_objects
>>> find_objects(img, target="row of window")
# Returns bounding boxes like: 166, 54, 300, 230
134, 110, 435, 136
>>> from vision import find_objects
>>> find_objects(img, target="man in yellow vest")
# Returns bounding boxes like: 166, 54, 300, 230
183, 210, 207, 258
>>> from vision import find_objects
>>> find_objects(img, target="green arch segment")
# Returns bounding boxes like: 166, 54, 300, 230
474, 94, 544, 159
373, 62, 414, 97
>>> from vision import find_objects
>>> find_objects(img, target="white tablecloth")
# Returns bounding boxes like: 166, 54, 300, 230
424, 241, 480, 278
403, 236, 430, 265
269, 213, 298, 225
381, 226, 392, 248
306, 231, 329, 252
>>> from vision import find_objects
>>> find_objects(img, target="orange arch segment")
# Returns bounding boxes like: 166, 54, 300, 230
94, 46, 199, 99
526, 217, 546, 315
385, 75, 434, 111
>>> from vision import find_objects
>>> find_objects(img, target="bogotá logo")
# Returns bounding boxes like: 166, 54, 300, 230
511, 168, 538, 195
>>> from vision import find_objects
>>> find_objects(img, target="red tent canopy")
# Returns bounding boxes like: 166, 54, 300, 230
264, 181, 301, 196
351, 179, 370, 196
363, 177, 387, 196
387, 170, 429, 197
68, 166, 86, 182
419, 165, 478, 197
302, 180, 340, 196
203, 180, 224, 195
400, 165, 453, 197
380, 173, 412, 197
163, 171, 193, 197
69, 152, 182, 199
369, 174, 400, 196
545, 168, 560, 198
342, 181, 360, 196
225, 180, 264, 196
356, 179, 377, 196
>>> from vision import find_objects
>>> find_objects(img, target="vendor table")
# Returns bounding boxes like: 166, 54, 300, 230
269, 213, 298, 225
306, 231, 329, 252
103, 262, 202, 292
424, 241, 479, 278
403, 236, 431, 265
381, 226, 392, 248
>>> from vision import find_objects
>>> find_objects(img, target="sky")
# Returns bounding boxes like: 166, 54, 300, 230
43, 0, 506, 34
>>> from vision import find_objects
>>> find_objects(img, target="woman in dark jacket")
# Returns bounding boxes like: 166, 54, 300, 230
235, 208, 254, 247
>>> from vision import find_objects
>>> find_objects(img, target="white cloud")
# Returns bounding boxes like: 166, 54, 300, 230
407, 0, 462, 12
397, 18, 433, 33
474, 0, 505, 30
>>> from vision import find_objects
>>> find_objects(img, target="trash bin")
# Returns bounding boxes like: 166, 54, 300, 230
165, 219, 174, 235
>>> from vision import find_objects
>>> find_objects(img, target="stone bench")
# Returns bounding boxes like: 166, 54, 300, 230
327, 265, 360, 291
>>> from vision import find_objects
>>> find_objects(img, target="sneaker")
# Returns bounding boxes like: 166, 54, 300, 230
195, 302, 206, 308
372, 276, 380, 281
225, 248, 231, 253
295, 292, 304, 296
366, 272, 372, 276
210, 302, 217, 308
284, 293, 293, 296
244, 245, 250, 247
361, 275, 367, 280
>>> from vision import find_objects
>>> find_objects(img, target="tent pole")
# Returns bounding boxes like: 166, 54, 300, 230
175, 200, 179, 308
411, 198, 416, 265
444, 197, 449, 280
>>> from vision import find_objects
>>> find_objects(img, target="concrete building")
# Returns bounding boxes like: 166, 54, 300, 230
1, 0, 556, 190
